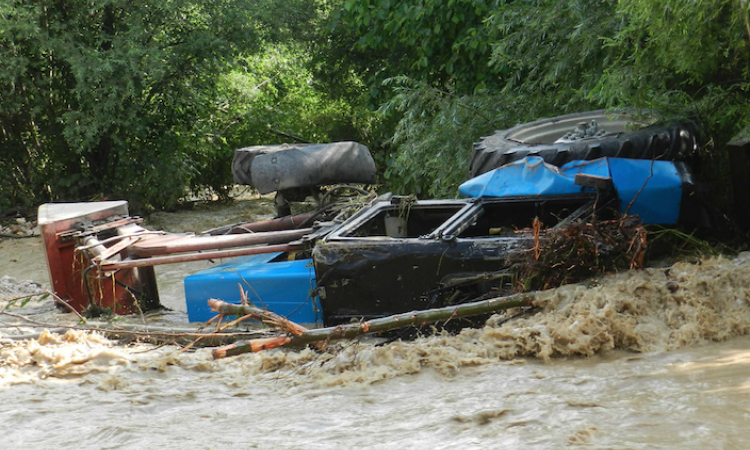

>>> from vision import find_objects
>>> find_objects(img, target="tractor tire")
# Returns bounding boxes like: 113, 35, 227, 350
469, 110, 699, 178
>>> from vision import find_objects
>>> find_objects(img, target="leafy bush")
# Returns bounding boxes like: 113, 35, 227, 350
334, 0, 750, 198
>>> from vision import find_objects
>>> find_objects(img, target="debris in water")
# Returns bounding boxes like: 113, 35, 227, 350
513, 215, 647, 292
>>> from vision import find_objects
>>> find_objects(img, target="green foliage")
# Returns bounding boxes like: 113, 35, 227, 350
189, 44, 380, 199
1, 292, 49, 312
329, 0, 619, 197
4, 0, 750, 211
0, 0, 384, 211
0, 0, 327, 211
487, 0, 750, 140
485, 0, 622, 105
378, 78, 495, 197
588, 0, 750, 141
377, 77, 593, 198
333, 0, 750, 198
333, 0, 498, 94
647, 226, 738, 260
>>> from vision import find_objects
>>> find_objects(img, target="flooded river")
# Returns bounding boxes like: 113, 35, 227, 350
1, 201, 749, 449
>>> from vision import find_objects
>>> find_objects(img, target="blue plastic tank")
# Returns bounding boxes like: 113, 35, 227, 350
184, 251, 322, 326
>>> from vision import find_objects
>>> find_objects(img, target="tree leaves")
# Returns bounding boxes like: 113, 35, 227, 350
333, 0, 497, 94
3, 0, 750, 211
0, 0, 330, 210
332, 0, 750, 199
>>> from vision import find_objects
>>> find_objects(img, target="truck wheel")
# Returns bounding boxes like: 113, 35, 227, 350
469, 110, 698, 178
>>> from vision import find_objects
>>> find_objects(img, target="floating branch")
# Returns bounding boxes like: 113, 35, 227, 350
211, 292, 536, 359
207, 298, 308, 336
0, 311, 270, 346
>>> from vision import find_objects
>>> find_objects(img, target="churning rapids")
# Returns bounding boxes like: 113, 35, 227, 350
1, 199, 749, 449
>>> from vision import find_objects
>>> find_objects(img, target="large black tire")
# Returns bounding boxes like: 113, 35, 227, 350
233, 141, 376, 194
469, 110, 699, 178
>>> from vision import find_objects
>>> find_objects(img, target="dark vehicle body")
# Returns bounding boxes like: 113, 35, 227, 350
313, 194, 601, 324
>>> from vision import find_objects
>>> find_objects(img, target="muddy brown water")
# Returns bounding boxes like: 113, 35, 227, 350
1, 200, 749, 449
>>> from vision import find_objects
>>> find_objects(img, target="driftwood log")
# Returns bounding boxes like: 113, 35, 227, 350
210, 293, 535, 359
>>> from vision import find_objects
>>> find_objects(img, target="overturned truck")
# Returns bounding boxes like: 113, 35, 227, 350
39, 110, 706, 327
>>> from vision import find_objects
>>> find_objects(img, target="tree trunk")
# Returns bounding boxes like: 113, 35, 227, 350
211, 292, 536, 359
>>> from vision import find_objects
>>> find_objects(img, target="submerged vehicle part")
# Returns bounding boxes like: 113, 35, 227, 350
469, 110, 698, 178
185, 251, 323, 326
314, 154, 699, 326
38, 201, 315, 316
312, 194, 606, 326
232, 141, 377, 216
232, 141, 376, 194
39, 201, 159, 314
460, 156, 693, 225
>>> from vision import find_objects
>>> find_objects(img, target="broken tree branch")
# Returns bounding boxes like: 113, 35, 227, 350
211, 292, 536, 359
0, 311, 271, 346
46, 289, 87, 323
207, 298, 309, 335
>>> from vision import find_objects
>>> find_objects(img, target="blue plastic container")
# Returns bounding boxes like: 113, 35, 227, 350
184, 252, 322, 326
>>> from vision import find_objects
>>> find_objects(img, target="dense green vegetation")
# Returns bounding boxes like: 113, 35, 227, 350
334, 0, 750, 197
2, 0, 750, 211
0, 0, 364, 211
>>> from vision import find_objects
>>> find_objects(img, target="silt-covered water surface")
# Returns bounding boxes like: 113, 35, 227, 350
1, 202, 749, 449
